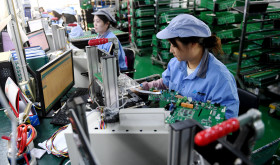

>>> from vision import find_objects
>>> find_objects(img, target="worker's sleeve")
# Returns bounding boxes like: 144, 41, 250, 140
69, 26, 84, 38
141, 78, 168, 90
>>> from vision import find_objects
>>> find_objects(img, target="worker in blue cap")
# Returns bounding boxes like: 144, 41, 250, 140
141, 14, 239, 119
91, 9, 127, 71
51, 8, 63, 26
61, 7, 84, 38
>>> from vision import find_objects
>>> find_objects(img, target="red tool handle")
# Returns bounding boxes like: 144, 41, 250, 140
1, 136, 11, 140
194, 118, 240, 146
68, 23, 77, 27
51, 17, 58, 21
88, 38, 109, 46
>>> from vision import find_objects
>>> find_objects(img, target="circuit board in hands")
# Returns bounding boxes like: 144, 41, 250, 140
148, 90, 226, 128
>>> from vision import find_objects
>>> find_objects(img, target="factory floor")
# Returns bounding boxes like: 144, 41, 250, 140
0, 54, 279, 164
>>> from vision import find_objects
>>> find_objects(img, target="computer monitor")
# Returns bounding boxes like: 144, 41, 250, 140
1, 31, 15, 52
27, 29, 50, 52
36, 50, 74, 116
27, 19, 43, 32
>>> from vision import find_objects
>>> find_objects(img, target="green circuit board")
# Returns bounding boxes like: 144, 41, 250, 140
148, 90, 179, 102
148, 90, 226, 127
94, 73, 103, 83
165, 101, 226, 128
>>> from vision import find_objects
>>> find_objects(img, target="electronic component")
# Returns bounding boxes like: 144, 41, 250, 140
148, 90, 226, 127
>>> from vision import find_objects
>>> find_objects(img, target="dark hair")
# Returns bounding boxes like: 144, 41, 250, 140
39, 7, 44, 12
62, 14, 77, 24
52, 10, 62, 20
95, 15, 116, 29
169, 35, 224, 55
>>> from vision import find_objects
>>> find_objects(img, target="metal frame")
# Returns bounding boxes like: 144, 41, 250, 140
101, 56, 119, 109
235, 0, 280, 89
51, 24, 60, 51
6, 0, 29, 83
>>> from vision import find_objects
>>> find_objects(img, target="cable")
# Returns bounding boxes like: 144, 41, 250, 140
16, 124, 36, 156
45, 125, 69, 157
65, 160, 71, 165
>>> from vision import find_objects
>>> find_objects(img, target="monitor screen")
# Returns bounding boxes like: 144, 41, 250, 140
27, 29, 50, 51
36, 50, 74, 116
2, 31, 15, 52
28, 19, 43, 32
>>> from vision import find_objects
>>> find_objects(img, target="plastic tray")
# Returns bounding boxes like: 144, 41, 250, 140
222, 42, 240, 55
200, 11, 243, 25
135, 7, 154, 17
216, 28, 241, 39
200, 0, 244, 11
136, 37, 153, 47
134, 17, 154, 27
136, 28, 154, 37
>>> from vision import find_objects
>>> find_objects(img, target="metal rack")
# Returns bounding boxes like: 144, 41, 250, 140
116, 0, 129, 31
233, 0, 280, 89
128, 0, 155, 56
152, 0, 196, 69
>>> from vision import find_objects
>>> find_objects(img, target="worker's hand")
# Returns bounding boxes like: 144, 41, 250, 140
130, 86, 143, 93
175, 95, 184, 99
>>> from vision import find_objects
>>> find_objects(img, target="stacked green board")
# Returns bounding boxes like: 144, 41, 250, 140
136, 37, 152, 47
200, 0, 244, 11
200, 11, 243, 25
135, 7, 154, 17
136, 28, 154, 37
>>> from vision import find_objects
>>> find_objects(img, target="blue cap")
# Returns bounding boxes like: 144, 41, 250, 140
53, 8, 63, 15
156, 14, 211, 39
62, 7, 76, 15
91, 9, 116, 23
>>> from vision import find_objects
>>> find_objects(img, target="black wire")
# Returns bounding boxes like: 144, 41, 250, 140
59, 157, 67, 165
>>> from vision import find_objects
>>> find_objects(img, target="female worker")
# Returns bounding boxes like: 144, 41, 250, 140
61, 7, 84, 38
141, 14, 239, 119
51, 8, 63, 26
91, 9, 127, 71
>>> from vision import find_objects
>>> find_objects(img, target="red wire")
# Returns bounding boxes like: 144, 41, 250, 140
23, 153, 30, 165
16, 124, 36, 155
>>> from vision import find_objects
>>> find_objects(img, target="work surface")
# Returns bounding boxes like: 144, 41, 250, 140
0, 55, 280, 164
0, 104, 279, 164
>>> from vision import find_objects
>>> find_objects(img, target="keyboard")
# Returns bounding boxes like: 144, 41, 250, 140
69, 88, 89, 99
50, 107, 69, 126
50, 88, 89, 125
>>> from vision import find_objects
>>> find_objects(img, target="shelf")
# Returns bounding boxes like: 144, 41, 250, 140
233, 5, 268, 15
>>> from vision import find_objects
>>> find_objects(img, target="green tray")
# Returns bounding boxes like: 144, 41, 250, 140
200, 0, 244, 11
136, 37, 152, 47
135, 7, 154, 17
216, 28, 241, 39
136, 28, 154, 37
200, 11, 243, 25
267, 8, 280, 19
161, 50, 173, 60
248, 31, 280, 45
121, 2, 127, 9
161, 40, 170, 49
222, 42, 240, 55
133, 17, 154, 27
159, 9, 189, 24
